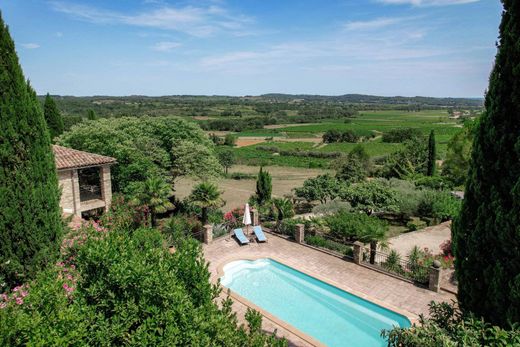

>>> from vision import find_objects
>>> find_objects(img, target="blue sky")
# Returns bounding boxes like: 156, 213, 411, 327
2, 0, 502, 97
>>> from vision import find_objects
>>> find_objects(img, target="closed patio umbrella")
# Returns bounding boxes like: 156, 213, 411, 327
243, 203, 252, 234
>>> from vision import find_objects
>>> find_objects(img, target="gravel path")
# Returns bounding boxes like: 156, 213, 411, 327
388, 221, 452, 257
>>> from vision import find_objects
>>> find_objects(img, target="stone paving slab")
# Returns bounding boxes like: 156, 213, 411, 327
204, 233, 456, 346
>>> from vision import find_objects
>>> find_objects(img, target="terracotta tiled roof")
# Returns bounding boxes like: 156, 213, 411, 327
53, 145, 116, 170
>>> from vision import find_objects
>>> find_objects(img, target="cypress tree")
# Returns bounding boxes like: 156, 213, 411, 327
87, 109, 98, 120
0, 13, 62, 289
255, 167, 272, 205
452, 0, 520, 327
43, 93, 64, 141
427, 130, 436, 176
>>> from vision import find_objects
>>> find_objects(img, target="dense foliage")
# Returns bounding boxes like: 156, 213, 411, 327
58, 116, 222, 192
339, 180, 400, 213
0, 14, 62, 290
43, 94, 481, 121
453, 0, 520, 327
217, 149, 235, 174
441, 120, 475, 187
383, 301, 520, 346
324, 210, 387, 244
129, 176, 174, 227
335, 144, 372, 183
294, 174, 345, 204
427, 130, 436, 176
383, 137, 428, 178
382, 128, 422, 143
43, 93, 64, 141
322, 129, 361, 143
189, 182, 224, 225
0, 225, 286, 346
255, 167, 272, 205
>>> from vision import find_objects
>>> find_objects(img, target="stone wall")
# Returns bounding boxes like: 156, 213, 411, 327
59, 165, 113, 216
58, 169, 75, 214
100, 165, 112, 212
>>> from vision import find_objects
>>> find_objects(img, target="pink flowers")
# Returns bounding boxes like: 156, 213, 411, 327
0, 284, 29, 308
62, 283, 74, 293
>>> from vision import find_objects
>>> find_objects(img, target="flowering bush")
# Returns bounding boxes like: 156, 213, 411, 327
0, 226, 287, 346
408, 245, 455, 271
224, 207, 245, 230
101, 193, 148, 230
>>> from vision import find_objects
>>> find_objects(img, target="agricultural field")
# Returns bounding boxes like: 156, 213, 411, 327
174, 165, 330, 211
227, 110, 462, 168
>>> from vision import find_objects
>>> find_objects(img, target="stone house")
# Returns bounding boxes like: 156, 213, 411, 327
53, 145, 116, 218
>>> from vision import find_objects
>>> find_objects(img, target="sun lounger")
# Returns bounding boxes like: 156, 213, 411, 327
234, 228, 250, 245
253, 225, 267, 242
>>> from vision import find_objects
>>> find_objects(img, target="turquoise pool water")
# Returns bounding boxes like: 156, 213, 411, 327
221, 259, 410, 347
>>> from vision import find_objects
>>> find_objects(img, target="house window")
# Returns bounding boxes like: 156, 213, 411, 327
78, 167, 102, 202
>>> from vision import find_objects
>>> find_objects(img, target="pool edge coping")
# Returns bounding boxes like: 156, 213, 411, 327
215, 255, 420, 347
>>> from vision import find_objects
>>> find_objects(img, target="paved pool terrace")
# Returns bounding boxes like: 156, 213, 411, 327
203, 232, 456, 347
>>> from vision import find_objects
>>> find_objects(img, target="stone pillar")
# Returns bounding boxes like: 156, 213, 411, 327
353, 241, 364, 264
429, 260, 442, 292
71, 169, 82, 217
100, 165, 113, 212
251, 208, 259, 226
295, 224, 304, 244
203, 224, 213, 245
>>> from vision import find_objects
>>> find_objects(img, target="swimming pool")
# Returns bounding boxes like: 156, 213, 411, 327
221, 258, 410, 347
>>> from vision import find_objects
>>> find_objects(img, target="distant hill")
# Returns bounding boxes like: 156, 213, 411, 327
259, 93, 484, 107
39, 93, 483, 131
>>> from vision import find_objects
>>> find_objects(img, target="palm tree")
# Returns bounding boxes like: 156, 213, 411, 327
272, 198, 294, 224
356, 220, 387, 265
190, 182, 224, 225
132, 176, 174, 227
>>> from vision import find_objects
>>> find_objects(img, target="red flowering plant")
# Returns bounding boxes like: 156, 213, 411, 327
224, 207, 245, 230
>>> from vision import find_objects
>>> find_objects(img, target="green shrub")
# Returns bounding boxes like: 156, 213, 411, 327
324, 210, 388, 244
312, 200, 352, 215
339, 179, 399, 213
0, 227, 287, 346
406, 221, 418, 231
382, 301, 520, 346
323, 129, 360, 143
418, 190, 461, 221
275, 219, 302, 238
382, 128, 422, 143
304, 235, 353, 256
162, 215, 202, 246
212, 224, 228, 238
228, 172, 256, 180
414, 175, 452, 190
383, 250, 403, 273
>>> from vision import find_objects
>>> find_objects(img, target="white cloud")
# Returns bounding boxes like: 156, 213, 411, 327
50, 1, 253, 37
377, 0, 479, 6
343, 17, 406, 31
152, 41, 182, 52
20, 43, 40, 49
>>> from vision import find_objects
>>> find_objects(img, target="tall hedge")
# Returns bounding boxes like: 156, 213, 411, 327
453, 0, 520, 327
0, 13, 62, 289
43, 93, 64, 141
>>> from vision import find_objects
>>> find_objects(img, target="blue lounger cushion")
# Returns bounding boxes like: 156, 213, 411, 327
253, 225, 267, 242
234, 228, 249, 245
